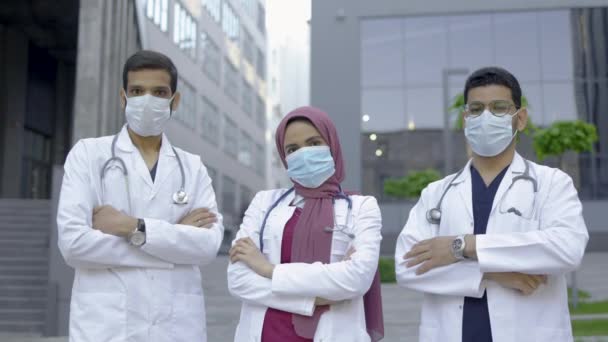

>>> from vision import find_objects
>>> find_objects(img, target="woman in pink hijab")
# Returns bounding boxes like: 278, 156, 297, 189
228, 106, 384, 341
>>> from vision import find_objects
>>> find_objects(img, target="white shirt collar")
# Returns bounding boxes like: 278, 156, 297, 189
292, 194, 306, 208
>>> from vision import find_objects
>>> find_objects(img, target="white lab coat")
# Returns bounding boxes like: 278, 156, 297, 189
395, 153, 589, 342
57, 126, 224, 342
227, 189, 382, 342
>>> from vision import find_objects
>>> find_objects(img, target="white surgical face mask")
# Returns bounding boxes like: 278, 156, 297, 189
464, 109, 519, 157
124, 92, 174, 137
286, 146, 336, 188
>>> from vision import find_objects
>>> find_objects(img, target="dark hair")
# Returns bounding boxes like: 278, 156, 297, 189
463, 67, 522, 108
122, 50, 178, 93
286, 116, 314, 127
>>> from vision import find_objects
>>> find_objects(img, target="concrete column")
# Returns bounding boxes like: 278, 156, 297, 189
71, 0, 141, 144
0, 27, 28, 198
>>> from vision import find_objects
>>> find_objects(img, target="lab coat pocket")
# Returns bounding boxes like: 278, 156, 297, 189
171, 293, 206, 341
331, 233, 351, 260
71, 292, 126, 342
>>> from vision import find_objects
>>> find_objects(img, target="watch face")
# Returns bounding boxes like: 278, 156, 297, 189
130, 231, 146, 246
452, 239, 463, 251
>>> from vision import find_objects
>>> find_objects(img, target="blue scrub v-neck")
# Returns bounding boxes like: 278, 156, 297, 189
462, 165, 509, 342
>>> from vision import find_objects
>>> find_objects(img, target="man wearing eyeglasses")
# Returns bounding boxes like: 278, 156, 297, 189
395, 67, 589, 342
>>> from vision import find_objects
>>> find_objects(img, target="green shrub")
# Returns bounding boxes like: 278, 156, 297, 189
384, 169, 441, 199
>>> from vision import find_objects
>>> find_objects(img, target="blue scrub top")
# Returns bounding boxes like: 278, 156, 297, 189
462, 165, 509, 342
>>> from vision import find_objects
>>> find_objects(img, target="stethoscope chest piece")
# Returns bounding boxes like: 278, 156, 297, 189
173, 190, 189, 205
426, 208, 441, 224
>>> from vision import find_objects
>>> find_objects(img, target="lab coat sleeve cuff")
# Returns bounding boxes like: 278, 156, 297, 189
271, 263, 292, 294
271, 264, 316, 316
299, 296, 316, 317
463, 260, 486, 298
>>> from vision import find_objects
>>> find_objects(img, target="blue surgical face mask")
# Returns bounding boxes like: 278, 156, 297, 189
464, 109, 519, 157
286, 146, 336, 188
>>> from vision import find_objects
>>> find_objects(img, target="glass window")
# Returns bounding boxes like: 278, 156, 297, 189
257, 2, 266, 35
223, 116, 238, 157
360, 18, 403, 88
222, 2, 240, 41
175, 80, 198, 130
238, 0, 257, 20
146, 0, 169, 32
241, 79, 253, 116
200, 32, 221, 84
173, 3, 197, 59
222, 175, 237, 215
238, 131, 253, 166
242, 29, 255, 64
256, 48, 266, 80
255, 143, 265, 176
201, 97, 220, 144
224, 59, 239, 102
202, 0, 221, 23
255, 95, 265, 129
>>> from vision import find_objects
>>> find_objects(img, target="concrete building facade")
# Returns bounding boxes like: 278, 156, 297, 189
310, 0, 608, 253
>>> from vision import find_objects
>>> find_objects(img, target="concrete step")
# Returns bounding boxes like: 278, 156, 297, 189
0, 239, 48, 248
0, 265, 48, 277
0, 320, 44, 333
0, 231, 49, 239
0, 275, 47, 287
0, 296, 46, 309
0, 256, 48, 265
0, 285, 47, 298
0, 210, 51, 218
0, 216, 50, 224
0, 247, 48, 257
0, 217, 52, 225
0, 308, 45, 321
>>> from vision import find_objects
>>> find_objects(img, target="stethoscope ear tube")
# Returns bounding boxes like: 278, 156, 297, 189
101, 130, 190, 211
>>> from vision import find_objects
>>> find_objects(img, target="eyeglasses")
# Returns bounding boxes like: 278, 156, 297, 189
464, 100, 518, 117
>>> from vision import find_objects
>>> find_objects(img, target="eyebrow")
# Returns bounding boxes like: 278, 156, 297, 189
306, 136, 322, 141
284, 135, 324, 149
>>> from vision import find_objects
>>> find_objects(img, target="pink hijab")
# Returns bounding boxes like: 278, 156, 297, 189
275, 106, 384, 341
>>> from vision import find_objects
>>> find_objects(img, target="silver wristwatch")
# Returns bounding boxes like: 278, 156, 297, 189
128, 218, 146, 247
451, 235, 467, 260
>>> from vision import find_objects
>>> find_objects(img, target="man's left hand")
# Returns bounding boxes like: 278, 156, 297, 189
404, 236, 458, 275
92, 205, 137, 238
229, 237, 274, 279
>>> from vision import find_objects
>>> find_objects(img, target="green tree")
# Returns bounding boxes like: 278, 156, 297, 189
384, 169, 441, 199
532, 120, 598, 167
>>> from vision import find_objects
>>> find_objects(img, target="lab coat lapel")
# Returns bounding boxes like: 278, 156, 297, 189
266, 190, 297, 237
490, 153, 525, 214
454, 160, 474, 221
150, 134, 179, 199
115, 126, 155, 191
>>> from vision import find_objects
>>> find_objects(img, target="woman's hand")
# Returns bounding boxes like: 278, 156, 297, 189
229, 237, 275, 278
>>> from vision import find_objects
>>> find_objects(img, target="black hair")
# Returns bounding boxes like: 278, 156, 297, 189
122, 50, 178, 93
286, 116, 314, 127
463, 67, 522, 108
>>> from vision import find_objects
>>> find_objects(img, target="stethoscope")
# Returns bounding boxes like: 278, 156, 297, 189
426, 159, 538, 225
100, 132, 189, 212
259, 187, 354, 253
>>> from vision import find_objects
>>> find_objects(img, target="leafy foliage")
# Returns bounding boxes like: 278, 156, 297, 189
384, 169, 441, 199
532, 120, 598, 160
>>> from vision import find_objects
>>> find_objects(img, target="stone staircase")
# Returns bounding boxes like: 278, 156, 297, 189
0, 199, 51, 334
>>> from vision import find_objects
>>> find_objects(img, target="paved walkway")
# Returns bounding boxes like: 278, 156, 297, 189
2, 253, 607, 341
